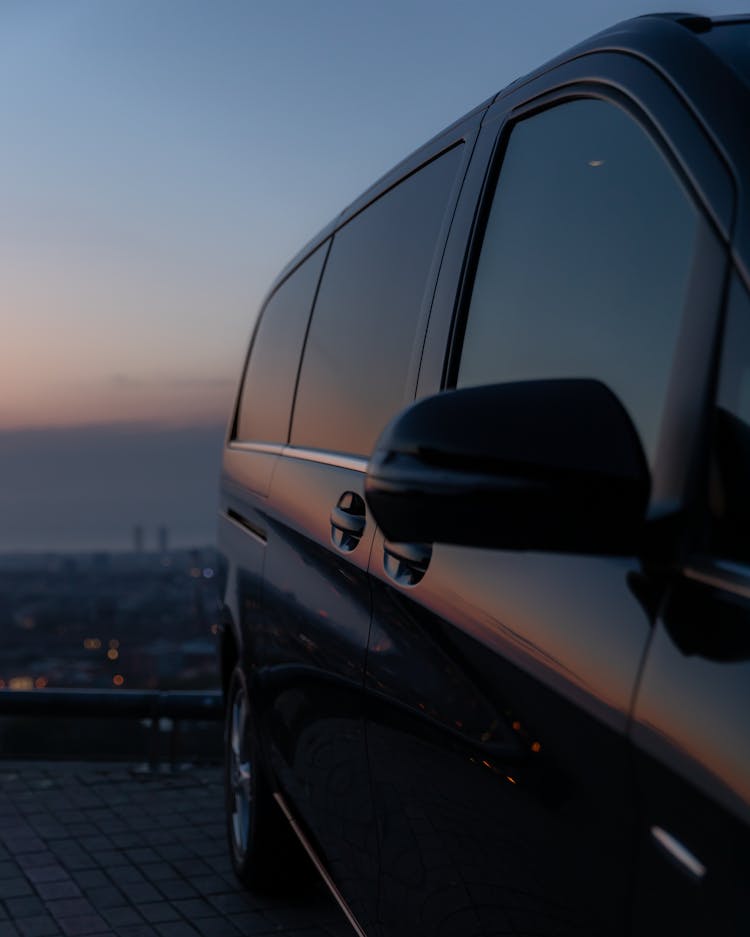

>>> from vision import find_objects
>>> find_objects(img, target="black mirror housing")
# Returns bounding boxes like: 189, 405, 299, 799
364, 379, 650, 554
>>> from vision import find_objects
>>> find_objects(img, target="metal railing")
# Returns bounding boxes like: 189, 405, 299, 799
0, 688, 224, 767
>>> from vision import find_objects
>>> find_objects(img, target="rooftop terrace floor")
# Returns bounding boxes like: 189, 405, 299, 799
0, 761, 348, 937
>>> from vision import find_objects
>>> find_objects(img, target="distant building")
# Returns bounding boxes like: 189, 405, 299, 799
133, 525, 144, 553
158, 526, 169, 554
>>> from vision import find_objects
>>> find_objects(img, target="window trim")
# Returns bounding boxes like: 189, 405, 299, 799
230, 239, 330, 446
440, 82, 731, 539
444, 84, 715, 391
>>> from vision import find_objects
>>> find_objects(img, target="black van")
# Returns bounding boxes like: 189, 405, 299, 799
217, 13, 750, 937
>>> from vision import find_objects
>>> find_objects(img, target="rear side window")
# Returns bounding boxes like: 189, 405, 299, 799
235, 244, 326, 444
458, 98, 699, 464
710, 275, 750, 565
291, 146, 463, 457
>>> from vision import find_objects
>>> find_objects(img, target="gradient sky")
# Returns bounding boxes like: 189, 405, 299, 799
2, 0, 746, 431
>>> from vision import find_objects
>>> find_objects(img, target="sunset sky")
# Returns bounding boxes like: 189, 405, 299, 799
0, 0, 744, 547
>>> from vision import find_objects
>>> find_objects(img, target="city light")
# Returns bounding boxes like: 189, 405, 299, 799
34, 677, 48, 689
9, 677, 34, 690
2, 548, 220, 691
113, 674, 125, 686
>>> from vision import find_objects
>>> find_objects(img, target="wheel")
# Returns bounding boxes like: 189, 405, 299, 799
224, 664, 312, 893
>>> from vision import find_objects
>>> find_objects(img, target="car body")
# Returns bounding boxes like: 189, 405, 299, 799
217, 13, 750, 936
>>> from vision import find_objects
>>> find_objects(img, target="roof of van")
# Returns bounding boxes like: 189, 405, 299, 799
265, 12, 736, 302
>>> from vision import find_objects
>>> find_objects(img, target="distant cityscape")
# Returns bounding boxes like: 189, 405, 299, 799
0, 530, 220, 692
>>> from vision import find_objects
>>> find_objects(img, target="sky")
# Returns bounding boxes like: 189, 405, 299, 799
0, 0, 746, 548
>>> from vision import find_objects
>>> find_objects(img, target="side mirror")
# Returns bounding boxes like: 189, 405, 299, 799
364, 379, 650, 554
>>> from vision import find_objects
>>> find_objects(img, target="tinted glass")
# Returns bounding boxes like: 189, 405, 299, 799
291, 146, 463, 457
710, 275, 750, 564
458, 99, 699, 462
235, 244, 326, 443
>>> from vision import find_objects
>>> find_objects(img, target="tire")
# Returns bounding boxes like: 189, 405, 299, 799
224, 664, 312, 893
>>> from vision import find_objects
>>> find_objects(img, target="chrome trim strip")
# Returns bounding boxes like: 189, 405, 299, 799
273, 792, 368, 937
222, 510, 267, 545
282, 446, 368, 474
228, 441, 284, 456
684, 561, 750, 602
227, 441, 368, 473
712, 558, 750, 580
651, 826, 706, 880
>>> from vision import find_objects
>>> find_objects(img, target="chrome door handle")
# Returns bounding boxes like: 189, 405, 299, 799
330, 492, 366, 552
383, 540, 432, 586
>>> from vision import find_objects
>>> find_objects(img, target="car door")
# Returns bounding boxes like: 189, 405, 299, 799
258, 136, 475, 931
630, 271, 750, 936
364, 57, 730, 937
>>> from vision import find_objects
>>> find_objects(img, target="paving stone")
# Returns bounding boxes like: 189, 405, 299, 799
53, 856, 96, 875
105, 871, 140, 889
193, 917, 242, 937
26, 868, 69, 887
4, 897, 46, 919
120, 884, 159, 905
67, 876, 105, 894
0, 881, 34, 902
133, 864, 175, 884
227, 912, 273, 935
45, 899, 95, 921
169, 898, 215, 920
0, 764, 341, 937
207, 893, 257, 915
172, 859, 212, 877
15, 914, 59, 937
133, 903, 180, 925
98, 909, 141, 929
151, 846, 188, 862
57, 914, 108, 936
113, 926, 153, 937
74, 842, 108, 857
155, 923, 201, 937
34, 884, 81, 903
81, 888, 125, 912
16, 856, 57, 873
154, 880, 197, 901
186, 876, 227, 896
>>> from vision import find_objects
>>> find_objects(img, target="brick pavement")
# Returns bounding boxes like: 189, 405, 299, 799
0, 762, 350, 937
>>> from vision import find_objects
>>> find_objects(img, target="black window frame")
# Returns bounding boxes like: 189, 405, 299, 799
445, 86, 712, 388
441, 80, 732, 531
230, 239, 331, 446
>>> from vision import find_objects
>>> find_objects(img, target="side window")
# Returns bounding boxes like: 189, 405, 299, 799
235, 244, 326, 444
710, 275, 750, 565
291, 146, 463, 457
458, 98, 700, 464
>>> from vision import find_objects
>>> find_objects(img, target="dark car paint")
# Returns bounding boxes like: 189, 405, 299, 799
218, 14, 750, 937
